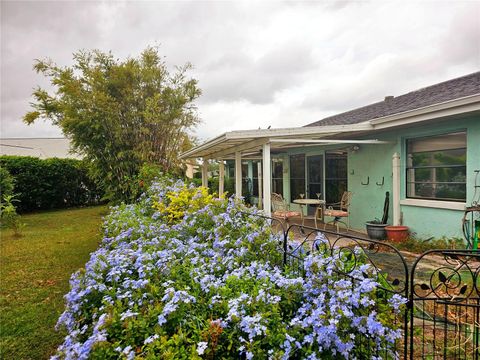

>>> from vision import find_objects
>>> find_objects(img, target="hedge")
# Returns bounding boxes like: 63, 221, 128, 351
0, 166, 14, 199
0, 156, 104, 212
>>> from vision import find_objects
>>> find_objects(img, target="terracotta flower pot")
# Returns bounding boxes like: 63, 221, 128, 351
385, 225, 409, 242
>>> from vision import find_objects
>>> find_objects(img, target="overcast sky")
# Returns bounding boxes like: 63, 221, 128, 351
1, 1, 479, 142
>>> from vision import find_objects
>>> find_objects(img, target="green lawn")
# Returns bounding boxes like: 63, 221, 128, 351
0, 205, 108, 359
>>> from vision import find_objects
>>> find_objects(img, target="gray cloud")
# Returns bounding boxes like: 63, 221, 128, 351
199, 42, 316, 104
1, 0, 479, 141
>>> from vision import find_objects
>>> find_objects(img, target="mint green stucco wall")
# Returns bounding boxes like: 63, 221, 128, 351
396, 117, 480, 239
282, 115, 480, 239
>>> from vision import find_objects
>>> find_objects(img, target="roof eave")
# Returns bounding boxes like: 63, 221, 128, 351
180, 123, 373, 159
180, 133, 227, 159
369, 94, 480, 128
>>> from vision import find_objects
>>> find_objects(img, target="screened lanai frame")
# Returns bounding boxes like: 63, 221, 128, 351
180, 123, 390, 217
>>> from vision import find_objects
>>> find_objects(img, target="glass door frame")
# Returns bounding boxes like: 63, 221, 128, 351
306, 154, 325, 215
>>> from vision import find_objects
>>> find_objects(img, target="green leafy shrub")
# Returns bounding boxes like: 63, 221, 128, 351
393, 235, 465, 253
24, 47, 200, 203
54, 180, 406, 359
0, 166, 14, 198
188, 177, 235, 198
128, 163, 165, 200
0, 194, 24, 237
153, 185, 217, 224
0, 156, 104, 212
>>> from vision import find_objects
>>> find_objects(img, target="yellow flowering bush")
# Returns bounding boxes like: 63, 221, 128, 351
153, 185, 218, 224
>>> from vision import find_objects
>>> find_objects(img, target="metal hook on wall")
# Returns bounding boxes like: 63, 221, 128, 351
361, 176, 370, 185
376, 177, 385, 186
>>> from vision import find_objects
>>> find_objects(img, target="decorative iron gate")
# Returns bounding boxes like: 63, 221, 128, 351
409, 250, 479, 359
240, 212, 480, 359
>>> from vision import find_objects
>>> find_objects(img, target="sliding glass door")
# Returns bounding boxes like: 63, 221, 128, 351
325, 152, 348, 204
289, 152, 347, 208
307, 155, 324, 200
290, 154, 305, 202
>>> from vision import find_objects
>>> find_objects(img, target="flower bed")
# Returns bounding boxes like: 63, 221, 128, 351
53, 179, 406, 359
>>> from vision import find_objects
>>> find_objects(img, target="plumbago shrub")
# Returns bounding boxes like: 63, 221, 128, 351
54, 179, 406, 359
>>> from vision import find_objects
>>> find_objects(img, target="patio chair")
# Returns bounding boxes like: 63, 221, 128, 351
323, 191, 352, 232
271, 193, 302, 225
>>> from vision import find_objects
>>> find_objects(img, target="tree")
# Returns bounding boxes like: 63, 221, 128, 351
24, 47, 201, 202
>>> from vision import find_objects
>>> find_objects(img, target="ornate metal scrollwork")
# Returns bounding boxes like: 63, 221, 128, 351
284, 224, 409, 295
411, 250, 480, 302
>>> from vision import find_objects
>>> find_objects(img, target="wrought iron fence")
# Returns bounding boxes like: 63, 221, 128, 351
240, 211, 480, 359
285, 223, 410, 359
409, 250, 480, 359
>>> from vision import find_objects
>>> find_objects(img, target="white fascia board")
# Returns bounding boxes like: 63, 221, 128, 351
180, 133, 227, 159
270, 138, 391, 144
180, 123, 373, 159
204, 138, 270, 159
370, 94, 480, 129
225, 123, 373, 140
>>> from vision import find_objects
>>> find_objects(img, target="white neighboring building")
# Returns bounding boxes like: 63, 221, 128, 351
0, 138, 81, 159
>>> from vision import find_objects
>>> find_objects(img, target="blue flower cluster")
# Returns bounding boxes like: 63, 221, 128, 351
53, 179, 406, 359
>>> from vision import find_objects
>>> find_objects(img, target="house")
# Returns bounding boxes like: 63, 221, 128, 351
181, 72, 480, 239
0, 138, 80, 159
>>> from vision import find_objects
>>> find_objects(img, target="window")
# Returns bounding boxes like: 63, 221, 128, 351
406, 131, 466, 202
325, 151, 348, 204
241, 162, 252, 197
226, 160, 235, 178
272, 159, 283, 196
290, 154, 305, 202
252, 161, 260, 197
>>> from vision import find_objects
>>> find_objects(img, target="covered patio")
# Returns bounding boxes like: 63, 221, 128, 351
180, 124, 400, 229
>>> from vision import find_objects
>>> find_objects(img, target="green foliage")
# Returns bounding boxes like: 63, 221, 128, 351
393, 235, 465, 253
187, 177, 236, 201
130, 163, 166, 199
0, 194, 24, 237
0, 166, 14, 198
55, 180, 404, 359
24, 47, 201, 203
0, 156, 103, 212
138, 163, 163, 188
152, 185, 217, 224
188, 176, 235, 199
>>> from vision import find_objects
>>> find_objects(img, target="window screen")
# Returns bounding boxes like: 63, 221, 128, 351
406, 131, 466, 202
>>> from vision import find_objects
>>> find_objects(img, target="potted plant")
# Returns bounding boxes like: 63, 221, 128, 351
385, 225, 409, 242
365, 219, 388, 240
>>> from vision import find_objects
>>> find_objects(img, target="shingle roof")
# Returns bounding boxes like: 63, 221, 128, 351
305, 71, 480, 127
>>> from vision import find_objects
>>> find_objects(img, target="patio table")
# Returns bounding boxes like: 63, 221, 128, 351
293, 198, 325, 228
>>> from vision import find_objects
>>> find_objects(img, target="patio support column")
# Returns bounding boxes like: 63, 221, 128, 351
392, 152, 401, 225
262, 142, 271, 216
257, 161, 263, 209
201, 158, 208, 188
235, 151, 242, 199
218, 160, 225, 197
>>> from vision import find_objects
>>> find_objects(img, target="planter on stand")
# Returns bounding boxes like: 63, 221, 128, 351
365, 222, 388, 240
385, 225, 409, 242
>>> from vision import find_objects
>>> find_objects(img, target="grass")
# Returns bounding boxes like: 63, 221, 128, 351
0, 205, 109, 359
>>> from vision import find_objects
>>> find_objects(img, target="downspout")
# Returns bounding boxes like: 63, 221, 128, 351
392, 152, 401, 225
257, 162, 263, 209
